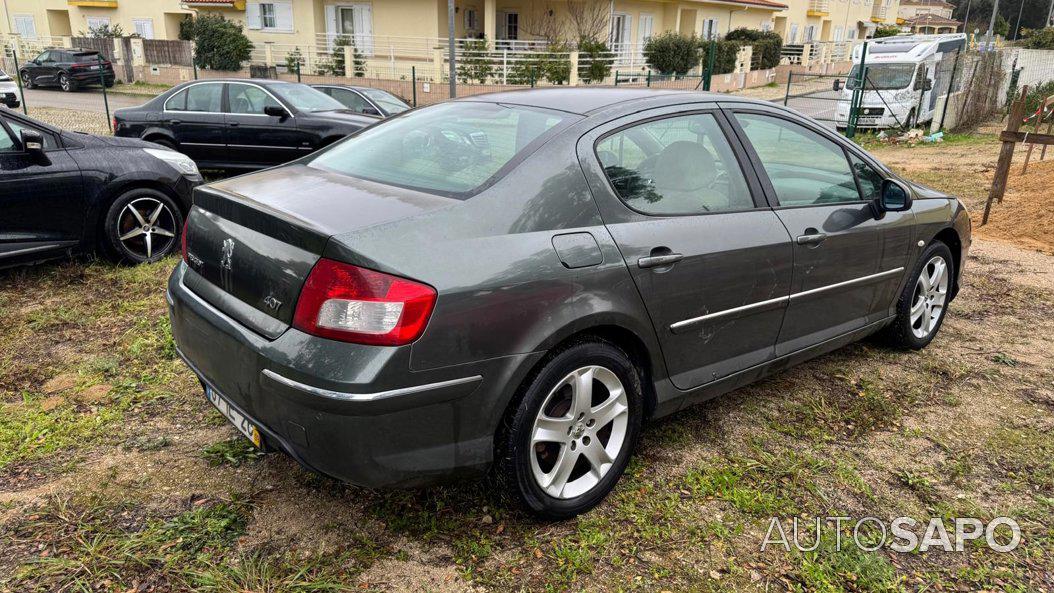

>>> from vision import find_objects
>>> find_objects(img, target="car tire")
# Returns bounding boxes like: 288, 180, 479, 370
101, 188, 184, 264
495, 339, 644, 520
59, 73, 76, 92
20, 71, 34, 89
879, 241, 954, 350
104, 79, 115, 88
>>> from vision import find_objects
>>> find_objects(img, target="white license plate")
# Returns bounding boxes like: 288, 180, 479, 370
206, 385, 261, 447
90, 65, 100, 70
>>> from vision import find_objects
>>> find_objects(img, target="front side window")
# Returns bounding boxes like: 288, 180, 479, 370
35, 51, 51, 63
597, 113, 753, 215
735, 113, 860, 206
310, 102, 571, 196
228, 83, 281, 114
331, 88, 371, 113
185, 83, 223, 113
0, 122, 17, 152
851, 154, 884, 201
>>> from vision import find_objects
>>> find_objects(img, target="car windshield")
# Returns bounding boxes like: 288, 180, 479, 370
847, 63, 917, 90
361, 88, 410, 114
270, 83, 346, 112
309, 102, 572, 196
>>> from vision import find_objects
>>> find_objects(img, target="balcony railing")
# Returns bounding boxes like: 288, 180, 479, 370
807, 0, 830, 16
871, 2, 888, 22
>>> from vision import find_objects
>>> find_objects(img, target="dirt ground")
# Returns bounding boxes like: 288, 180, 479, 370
1, 127, 1053, 592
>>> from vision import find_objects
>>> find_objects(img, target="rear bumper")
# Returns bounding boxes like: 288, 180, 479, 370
167, 262, 538, 487
70, 71, 115, 84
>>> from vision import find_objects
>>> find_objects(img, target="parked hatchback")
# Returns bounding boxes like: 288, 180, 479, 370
19, 48, 115, 92
169, 89, 970, 519
0, 109, 200, 268
311, 84, 411, 117
0, 68, 22, 108
114, 79, 377, 170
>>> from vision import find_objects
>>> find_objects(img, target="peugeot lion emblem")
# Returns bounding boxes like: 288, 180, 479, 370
220, 238, 235, 271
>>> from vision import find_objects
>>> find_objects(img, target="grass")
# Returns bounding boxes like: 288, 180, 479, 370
202, 437, 265, 467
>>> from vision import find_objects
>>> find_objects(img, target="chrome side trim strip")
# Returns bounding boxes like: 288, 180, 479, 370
670, 295, 789, 333
789, 267, 904, 301
261, 368, 483, 402
669, 267, 905, 333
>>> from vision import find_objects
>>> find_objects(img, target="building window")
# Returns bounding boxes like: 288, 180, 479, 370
133, 18, 155, 39
465, 8, 478, 32
702, 18, 719, 40
13, 15, 36, 38
261, 3, 277, 29
86, 16, 111, 32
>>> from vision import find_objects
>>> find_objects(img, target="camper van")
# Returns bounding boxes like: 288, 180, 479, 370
834, 33, 967, 130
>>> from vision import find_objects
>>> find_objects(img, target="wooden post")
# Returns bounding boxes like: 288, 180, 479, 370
1021, 94, 1052, 175
982, 86, 1028, 225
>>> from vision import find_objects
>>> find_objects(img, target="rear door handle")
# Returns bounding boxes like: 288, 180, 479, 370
166, 119, 182, 125
228, 121, 240, 127
796, 233, 828, 246
638, 253, 683, 268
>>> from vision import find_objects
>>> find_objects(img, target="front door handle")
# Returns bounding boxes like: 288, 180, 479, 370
228, 121, 240, 127
796, 232, 828, 246
166, 119, 182, 125
638, 253, 683, 269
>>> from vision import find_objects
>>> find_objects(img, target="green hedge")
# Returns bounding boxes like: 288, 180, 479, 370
644, 30, 782, 76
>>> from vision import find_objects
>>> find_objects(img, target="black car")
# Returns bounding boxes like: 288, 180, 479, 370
0, 109, 200, 268
19, 48, 115, 92
311, 84, 411, 117
113, 79, 377, 170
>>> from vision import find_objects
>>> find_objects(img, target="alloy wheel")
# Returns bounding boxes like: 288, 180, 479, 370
116, 197, 177, 260
20, 72, 31, 88
529, 365, 630, 499
59, 74, 71, 91
910, 255, 949, 339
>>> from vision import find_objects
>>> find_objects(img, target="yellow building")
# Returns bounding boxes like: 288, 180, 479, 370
772, 0, 901, 45
0, 0, 194, 40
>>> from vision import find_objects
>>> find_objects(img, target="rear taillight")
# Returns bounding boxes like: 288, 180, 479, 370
292, 258, 436, 346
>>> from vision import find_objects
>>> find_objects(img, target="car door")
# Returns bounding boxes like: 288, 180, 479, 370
28, 50, 55, 85
162, 82, 227, 166
224, 82, 307, 167
0, 114, 85, 261
577, 106, 794, 391
726, 107, 908, 356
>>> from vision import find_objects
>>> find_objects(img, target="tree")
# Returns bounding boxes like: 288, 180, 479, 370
285, 47, 303, 73
994, 13, 1010, 37
954, 0, 1049, 34
566, 0, 609, 42
81, 23, 125, 38
577, 37, 611, 84
181, 14, 253, 71
1024, 27, 1054, 48
519, 0, 567, 44
724, 28, 782, 70
330, 35, 366, 76
643, 32, 700, 75
457, 38, 493, 83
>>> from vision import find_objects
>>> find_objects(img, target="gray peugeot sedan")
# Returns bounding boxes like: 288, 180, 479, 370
168, 88, 970, 519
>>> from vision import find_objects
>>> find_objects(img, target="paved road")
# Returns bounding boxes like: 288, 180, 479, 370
22, 88, 149, 113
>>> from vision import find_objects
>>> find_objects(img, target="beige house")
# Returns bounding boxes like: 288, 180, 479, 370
897, 0, 958, 33
0, 0, 194, 40
771, 0, 901, 45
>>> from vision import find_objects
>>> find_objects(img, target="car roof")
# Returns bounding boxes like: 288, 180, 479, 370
454, 87, 742, 115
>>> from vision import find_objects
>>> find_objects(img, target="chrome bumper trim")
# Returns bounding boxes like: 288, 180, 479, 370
261, 368, 483, 402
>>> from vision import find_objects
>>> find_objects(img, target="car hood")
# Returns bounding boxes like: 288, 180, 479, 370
63, 131, 154, 149
302, 109, 378, 128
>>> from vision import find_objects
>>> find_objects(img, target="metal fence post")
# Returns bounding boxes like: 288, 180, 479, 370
646, 69, 651, 87
411, 65, 417, 107
703, 39, 716, 92
614, 70, 619, 86
784, 71, 792, 106
846, 41, 868, 139
98, 54, 112, 133
11, 47, 27, 115
296, 60, 302, 83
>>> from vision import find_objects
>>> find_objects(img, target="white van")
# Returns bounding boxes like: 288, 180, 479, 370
834, 34, 966, 130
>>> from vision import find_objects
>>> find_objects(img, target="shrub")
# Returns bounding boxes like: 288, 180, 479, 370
874, 26, 901, 38
542, 42, 573, 84
722, 29, 782, 70
181, 14, 253, 71
699, 39, 743, 75
1024, 80, 1054, 118
643, 32, 700, 75
284, 47, 303, 73
457, 38, 493, 84
1024, 27, 1054, 49
81, 23, 125, 38
577, 37, 612, 84
330, 35, 366, 77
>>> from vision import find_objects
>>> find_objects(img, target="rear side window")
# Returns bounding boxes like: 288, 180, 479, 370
735, 113, 860, 206
597, 113, 753, 215
185, 84, 223, 113
165, 88, 187, 111
309, 102, 572, 196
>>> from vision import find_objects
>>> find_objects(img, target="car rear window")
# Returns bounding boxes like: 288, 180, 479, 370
73, 52, 101, 63
308, 102, 573, 197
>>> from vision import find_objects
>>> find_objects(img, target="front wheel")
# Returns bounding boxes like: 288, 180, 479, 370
496, 340, 644, 519
880, 241, 954, 350
20, 71, 34, 89
59, 73, 76, 92
101, 188, 183, 264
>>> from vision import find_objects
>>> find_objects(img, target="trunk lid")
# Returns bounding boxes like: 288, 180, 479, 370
183, 163, 455, 338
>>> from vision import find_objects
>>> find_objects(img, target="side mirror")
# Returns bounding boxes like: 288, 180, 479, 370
876, 178, 912, 213
832, 79, 843, 91
923, 79, 933, 91
362, 106, 381, 116
264, 105, 288, 118
20, 129, 44, 155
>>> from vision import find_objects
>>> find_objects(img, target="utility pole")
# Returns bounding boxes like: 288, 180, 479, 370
984, 0, 1000, 49
962, 0, 973, 35
447, 0, 456, 98
1048, 0, 1054, 27
1012, 0, 1024, 40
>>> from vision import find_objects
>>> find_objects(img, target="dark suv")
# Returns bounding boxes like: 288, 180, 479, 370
19, 48, 115, 92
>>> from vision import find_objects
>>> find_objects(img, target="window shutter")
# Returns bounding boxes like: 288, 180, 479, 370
325, 4, 337, 47
275, 2, 294, 33
353, 4, 373, 55
246, 3, 262, 30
